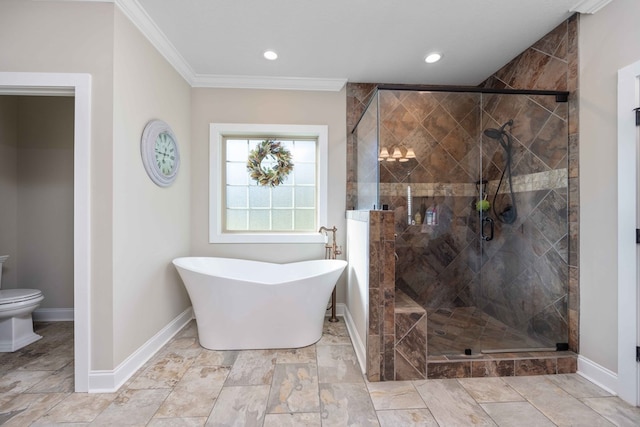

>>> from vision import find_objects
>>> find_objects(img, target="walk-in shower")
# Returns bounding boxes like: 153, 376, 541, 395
353, 85, 570, 359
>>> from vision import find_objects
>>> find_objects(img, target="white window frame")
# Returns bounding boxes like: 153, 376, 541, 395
209, 123, 328, 243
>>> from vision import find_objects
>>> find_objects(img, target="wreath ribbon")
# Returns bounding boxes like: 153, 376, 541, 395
247, 139, 294, 187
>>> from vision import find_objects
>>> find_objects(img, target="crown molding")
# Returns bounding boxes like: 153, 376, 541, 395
114, 0, 346, 91
569, 0, 613, 14
192, 74, 347, 92
115, 0, 195, 85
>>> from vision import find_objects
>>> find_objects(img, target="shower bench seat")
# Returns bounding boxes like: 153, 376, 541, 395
394, 290, 427, 380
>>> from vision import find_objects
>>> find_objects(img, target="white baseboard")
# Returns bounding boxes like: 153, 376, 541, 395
341, 303, 366, 375
88, 307, 194, 393
33, 308, 74, 322
577, 355, 618, 395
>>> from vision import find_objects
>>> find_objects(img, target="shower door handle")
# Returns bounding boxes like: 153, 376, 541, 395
481, 217, 494, 241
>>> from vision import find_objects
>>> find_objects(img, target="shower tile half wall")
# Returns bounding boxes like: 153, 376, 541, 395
367, 210, 428, 381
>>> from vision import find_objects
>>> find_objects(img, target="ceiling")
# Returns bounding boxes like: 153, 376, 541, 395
120, 0, 612, 91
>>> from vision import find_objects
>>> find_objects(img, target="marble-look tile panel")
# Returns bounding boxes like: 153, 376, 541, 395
367, 334, 381, 382
471, 360, 515, 377
366, 380, 426, 410
266, 363, 320, 414
503, 376, 615, 427
0, 370, 52, 394
205, 384, 270, 427
480, 402, 555, 427
514, 358, 556, 376
148, 417, 206, 427
192, 349, 238, 367
317, 345, 363, 384
17, 344, 73, 372
224, 349, 277, 386
33, 392, 116, 424
26, 363, 74, 393
155, 366, 229, 418
427, 361, 471, 379
395, 350, 425, 381
556, 356, 577, 374
457, 377, 524, 403
263, 412, 321, 427
547, 374, 612, 398
319, 383, 380, 427
581, 396, 640, 427
414, 379, 497, 426
91, 388, 171, 427
1, 393, 68, 427
276, 345, 317, 363
376, 408, 439, 427
128, 349, 201, 389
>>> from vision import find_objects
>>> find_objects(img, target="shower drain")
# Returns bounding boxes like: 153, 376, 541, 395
434, 329, 446, 336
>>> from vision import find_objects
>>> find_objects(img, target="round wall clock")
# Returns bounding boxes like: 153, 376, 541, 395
140, 119, 180, 187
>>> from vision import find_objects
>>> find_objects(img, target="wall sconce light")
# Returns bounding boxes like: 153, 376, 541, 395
379, 146, 416, 162
378, 147, 390, 161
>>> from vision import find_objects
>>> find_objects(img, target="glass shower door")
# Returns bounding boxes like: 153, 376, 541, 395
476, 92, 570, 352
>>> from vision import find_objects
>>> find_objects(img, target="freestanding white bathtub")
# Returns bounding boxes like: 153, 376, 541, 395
172, 257, 347, 350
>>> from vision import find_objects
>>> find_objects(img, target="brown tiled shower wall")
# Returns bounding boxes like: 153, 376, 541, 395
347, 15, 579, 380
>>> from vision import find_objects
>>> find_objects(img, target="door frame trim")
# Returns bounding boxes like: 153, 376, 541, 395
0, 72, 92, 392
617, 59, 640, 406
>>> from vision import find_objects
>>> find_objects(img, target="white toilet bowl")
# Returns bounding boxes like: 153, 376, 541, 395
0, 255, 44, 352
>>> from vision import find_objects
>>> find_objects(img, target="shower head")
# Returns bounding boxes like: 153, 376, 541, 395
483, 128, 503, 140
483, 119, 514, 140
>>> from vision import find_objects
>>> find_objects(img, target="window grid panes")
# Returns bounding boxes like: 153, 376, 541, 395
224, 137, 317, 232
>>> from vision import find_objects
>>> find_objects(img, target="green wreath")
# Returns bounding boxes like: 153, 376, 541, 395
247, 139, 294, 187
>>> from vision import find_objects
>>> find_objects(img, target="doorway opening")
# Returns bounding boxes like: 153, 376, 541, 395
0, 72, 91, 392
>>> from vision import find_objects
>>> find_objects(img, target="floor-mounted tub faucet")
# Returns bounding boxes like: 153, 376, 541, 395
319, 226, 342, 322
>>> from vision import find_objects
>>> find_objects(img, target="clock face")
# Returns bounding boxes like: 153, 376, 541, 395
141, 120, 180, 187
155, 132, 177, 176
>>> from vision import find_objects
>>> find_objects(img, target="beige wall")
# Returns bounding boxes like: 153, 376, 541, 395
0, 97, 18, 290
190, 88, 348, 301
0, 0, 117, 369
112, 9, 192, 365
579, 0, 640, 372
0, 1, 193, 370
16, 97, 74, 309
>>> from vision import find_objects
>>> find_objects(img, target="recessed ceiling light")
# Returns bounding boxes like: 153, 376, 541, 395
425, 53, 442, 64
263, 50, 278, 60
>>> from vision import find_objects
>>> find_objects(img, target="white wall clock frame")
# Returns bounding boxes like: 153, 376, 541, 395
140, 119, 180, 187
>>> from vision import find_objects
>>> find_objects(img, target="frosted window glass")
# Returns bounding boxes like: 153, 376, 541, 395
218, 132, 322, 235
272, 210, 293, 230
249, 210, 270, 230
226, 163, 249, 185
294, 140, 316, 162
226, 187, 247, 208
249, 186, 270, 208
227, 210, 248, 230
226, 140, 248, 161
294, 163, 315, 185
272, 186, 293, 208
295, 187, 315, 208
294, 209, 315, 231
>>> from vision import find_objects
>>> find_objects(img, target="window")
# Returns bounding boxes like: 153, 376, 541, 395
210, 124, 328, 243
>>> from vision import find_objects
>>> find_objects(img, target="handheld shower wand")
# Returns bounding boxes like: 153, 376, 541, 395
483, 119, 518, 224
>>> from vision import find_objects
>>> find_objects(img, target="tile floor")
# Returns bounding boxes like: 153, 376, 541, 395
427, 306, 552, 356
1, 319, 639, 426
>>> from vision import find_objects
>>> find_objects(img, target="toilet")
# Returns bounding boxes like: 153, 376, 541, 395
0, 255, 44, 352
